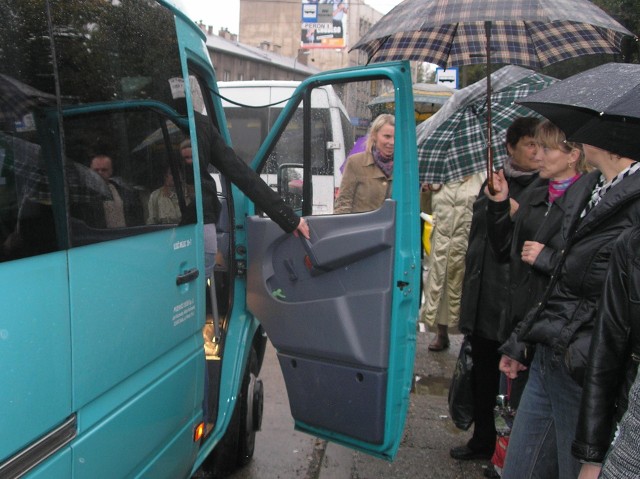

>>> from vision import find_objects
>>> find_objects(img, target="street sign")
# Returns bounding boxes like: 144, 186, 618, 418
436, 67, 458, 89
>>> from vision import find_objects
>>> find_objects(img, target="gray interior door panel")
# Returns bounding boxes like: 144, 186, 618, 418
246, 201, 396, 443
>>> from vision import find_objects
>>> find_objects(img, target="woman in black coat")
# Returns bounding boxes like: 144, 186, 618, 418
485, 121, 585, 409
498, 142, 640, 479
572, 226, 640, 479
451, 117, 540, 462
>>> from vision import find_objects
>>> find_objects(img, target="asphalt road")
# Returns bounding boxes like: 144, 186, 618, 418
230, 330, 494, 479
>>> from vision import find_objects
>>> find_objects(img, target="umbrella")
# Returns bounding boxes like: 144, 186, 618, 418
351, 0, 636, 191
0, 73, 56, 123
368, 83, 454, 123
4, 134, 112, 204
516, 62, 640, 159
417, 65, 557, 184
132, 119, 184, 152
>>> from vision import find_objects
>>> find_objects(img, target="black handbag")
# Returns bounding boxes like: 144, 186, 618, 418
448, 336, 474, 430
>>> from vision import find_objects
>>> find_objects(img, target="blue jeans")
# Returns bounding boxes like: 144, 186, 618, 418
502, 345, 582, 479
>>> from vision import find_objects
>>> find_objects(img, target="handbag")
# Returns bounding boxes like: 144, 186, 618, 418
448, 335, 474, 430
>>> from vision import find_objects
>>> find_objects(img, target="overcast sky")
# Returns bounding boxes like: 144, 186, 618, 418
179, 0, 402, 35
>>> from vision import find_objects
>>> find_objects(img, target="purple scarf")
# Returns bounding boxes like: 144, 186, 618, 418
372, 147, 393, 178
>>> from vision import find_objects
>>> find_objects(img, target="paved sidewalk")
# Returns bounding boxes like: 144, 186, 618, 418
319, 330, 497, 479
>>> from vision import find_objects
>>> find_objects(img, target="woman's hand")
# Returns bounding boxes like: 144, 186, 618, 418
577, 463, 602, 479
499, 355, 527, 379
485, 169, 509, 202
294, 217, 310, 239
521, 241, 544, 265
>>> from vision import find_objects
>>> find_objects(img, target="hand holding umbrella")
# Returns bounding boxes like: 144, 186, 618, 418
485, 169, 509, 201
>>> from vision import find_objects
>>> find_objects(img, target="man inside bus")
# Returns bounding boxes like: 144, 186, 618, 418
90, 154, 143, 228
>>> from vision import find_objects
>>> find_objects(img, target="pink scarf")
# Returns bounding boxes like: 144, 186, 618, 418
548, 174, 581, 203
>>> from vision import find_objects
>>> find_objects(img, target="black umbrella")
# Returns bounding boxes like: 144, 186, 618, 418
351, 0, 637, 190
517, 62, 640, 159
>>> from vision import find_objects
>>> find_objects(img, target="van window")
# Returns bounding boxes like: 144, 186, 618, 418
220, 81, 356, 214
0, 0, 194, 256
262, 79, 393, 217
265, 109, 334, 175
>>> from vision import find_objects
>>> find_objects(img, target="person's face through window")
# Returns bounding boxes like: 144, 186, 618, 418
508, 135, 539, 171
90, 155, 114, 181
181, 144, 193, 166
373, 124, 395, 158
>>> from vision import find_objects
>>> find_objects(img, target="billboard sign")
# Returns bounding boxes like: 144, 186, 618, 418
301, 1, 348, 49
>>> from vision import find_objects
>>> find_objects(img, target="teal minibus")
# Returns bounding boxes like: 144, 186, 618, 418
0, 1, 421, 477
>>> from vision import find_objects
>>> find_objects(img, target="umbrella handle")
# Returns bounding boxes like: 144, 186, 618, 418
485, 20, 496, 196
486, 151, 495, 195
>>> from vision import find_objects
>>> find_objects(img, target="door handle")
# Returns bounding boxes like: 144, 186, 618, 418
176, 268, 199, 285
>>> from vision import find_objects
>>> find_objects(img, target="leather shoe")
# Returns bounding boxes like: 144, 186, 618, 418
428, 334, 450, 351
449, 445, 493, 461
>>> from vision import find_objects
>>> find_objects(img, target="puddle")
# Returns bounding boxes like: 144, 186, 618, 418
411, 375, 450, 397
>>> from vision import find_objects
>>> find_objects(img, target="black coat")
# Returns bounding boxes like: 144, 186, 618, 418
458, 172, 539, 341
572, 226, 640, 463
500, 169, 640, 384
486, 176, 575, 342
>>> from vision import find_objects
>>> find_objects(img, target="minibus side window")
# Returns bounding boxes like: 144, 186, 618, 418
52, 0, 193, 246
61, 110, 195, 246
0, 3, 64, 262
2, 0, 196, 253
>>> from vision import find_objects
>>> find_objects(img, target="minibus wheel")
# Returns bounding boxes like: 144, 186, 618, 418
237, 348, 262, 466
200, 346, 259, 477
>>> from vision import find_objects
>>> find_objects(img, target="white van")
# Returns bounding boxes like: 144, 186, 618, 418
217, 81, 355, 214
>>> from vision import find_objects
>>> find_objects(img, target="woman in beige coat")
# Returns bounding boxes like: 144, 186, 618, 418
422, 171, 486, 350
334, 114, 394, 214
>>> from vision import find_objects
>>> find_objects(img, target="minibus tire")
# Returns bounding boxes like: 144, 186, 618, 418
202, 369, 244, 477
237, 348, 261, 466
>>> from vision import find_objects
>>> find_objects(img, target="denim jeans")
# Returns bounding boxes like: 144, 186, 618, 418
502, 345, 583, 479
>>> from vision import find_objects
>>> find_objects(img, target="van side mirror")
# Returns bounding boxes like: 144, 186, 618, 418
277, 163, 304, 211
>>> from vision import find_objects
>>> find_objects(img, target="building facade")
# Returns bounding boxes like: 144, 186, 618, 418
202, 26, 321, 81
238, 0, 385, 72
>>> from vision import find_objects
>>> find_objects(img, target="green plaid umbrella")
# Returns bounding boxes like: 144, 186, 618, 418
351, 0, 636, 190
417, 66, 557, 184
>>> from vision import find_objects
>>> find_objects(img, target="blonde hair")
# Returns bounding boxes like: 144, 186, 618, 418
535, 120, 588, 173
366, 114, 395, 152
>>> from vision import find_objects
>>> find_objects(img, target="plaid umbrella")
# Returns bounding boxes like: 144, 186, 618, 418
351, 0, 636, 190
417, 65, 557, 184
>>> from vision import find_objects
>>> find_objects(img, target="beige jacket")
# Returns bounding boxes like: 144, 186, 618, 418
334, 151, 392, 214
422, 171, 486, 329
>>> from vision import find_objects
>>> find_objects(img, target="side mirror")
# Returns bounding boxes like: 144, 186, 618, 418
277, 163, 304, 211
